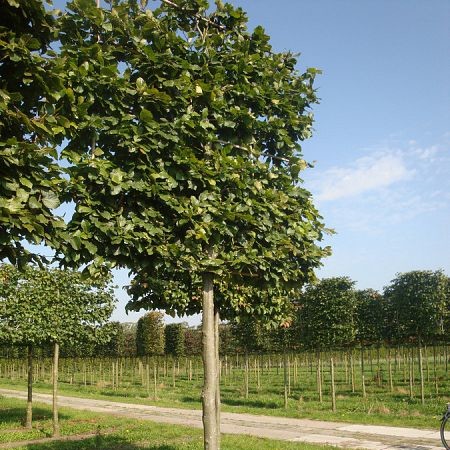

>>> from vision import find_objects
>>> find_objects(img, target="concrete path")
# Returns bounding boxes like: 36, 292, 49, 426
0, 388, 444, 450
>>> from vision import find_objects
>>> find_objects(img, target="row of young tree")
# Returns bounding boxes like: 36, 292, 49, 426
11, 269, 442, 360
3, 269, 447, 363
130, 270, 449, 356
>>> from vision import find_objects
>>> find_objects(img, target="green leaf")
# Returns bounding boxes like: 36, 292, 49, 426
140, 108, 154, 123
41, 191, 60, 209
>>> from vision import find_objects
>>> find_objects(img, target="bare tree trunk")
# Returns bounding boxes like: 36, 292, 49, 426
418, 342, 425, 405
202, 271, 219, 450
330, 357, 336, 412
52, 342, 60, 437
214, 306, 221, 435
317, 350, 322, 403
283, 349, 288, 409
25, 344, 33, 429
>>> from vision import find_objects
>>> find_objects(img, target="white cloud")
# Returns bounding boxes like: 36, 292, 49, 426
414, 145, 439, 161
314, 153, 414, 201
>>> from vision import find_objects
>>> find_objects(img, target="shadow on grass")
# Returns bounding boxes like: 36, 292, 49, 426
221, 397, 279, 409
24, 435, 177, 450
180, 396, 201, 404
181, 394, 279, 409
0, 406, 69, 426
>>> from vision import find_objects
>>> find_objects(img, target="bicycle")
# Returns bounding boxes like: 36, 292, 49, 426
441, 403, 450, 449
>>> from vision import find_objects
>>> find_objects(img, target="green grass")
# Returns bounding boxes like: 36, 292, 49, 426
0, 396, 334, 450
1, 348, 449, 430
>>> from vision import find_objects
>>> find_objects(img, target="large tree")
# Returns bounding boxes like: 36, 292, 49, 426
0, 0, 66, 265
54, 1, 329, 448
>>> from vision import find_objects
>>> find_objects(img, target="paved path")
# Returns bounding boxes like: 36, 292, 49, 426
0, 389, 443, 450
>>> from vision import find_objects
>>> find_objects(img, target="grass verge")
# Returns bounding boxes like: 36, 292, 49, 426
0, 396, 334, 450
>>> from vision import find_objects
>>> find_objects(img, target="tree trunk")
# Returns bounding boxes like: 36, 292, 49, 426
418, 342, 425, 405
52, 342, 60, 437
25, 344, 33, 429
214, 306, 221, 435
283, 349, 288, 409
201, 271, 219, 450
316, 351, 322, 403
330, 357, 336, 412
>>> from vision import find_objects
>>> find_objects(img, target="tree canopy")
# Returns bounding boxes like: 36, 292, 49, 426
0, 263, 116, 348
0, 0, 66, 265
384, 270, 447, 344
51, 0, 329, 322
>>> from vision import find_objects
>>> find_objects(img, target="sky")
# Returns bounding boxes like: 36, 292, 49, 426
50, 0, 450, 325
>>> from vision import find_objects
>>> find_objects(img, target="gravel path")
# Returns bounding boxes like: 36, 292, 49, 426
0, 388, 443, 450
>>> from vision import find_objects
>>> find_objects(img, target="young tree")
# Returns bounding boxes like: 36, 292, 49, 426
355, 289, 387, 346
184, 325, 202, 357
297, 277, 357, 351
56, 2, 329, 448
0, 264, 115, 435
165, 323, 186, 357
136, 312, 165, 357
95, 321, 126, 357
384, 270, 447, 344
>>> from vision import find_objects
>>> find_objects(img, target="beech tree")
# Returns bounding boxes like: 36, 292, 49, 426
355, 289, 387, 346
0, 264, 115, 435
0, 0, 66, 265
384, 270, 447, 344
52, 2, 328, 448
136, 311, 165, 357
297, 277, 357, 350
165, 323, 186, 357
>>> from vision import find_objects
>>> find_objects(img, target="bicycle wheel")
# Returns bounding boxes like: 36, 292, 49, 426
441, 413, 450, 450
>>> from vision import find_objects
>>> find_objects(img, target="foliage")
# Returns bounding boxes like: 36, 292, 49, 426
0, 0, 67, 265
230, 317, 271, 354
383, 270, 447, 343
184, 325, 202, 356
0, 264, 116, 349
355, 289, 387, 346
297, 277, 357, 350
136, 311, 165, 356
93, 322, 126, 357
52, 0, 329, 324
165, 323, 186, 357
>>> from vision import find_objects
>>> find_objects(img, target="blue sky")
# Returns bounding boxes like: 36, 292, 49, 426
50, 1, 450, 324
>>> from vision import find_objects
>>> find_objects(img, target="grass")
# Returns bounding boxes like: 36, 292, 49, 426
1, 347, 449, 430
0, 396, 334, 450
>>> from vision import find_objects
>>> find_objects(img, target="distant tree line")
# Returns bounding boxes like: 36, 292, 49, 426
2, 270, 448, 361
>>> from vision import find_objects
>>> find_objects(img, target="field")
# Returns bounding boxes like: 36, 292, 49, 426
1, 345, 449, 430
0, 396, 336, 450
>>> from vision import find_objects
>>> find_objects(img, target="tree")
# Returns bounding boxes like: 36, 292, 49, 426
95, 321, 126, 357
297, 277, 357, 351
355, 289, 387, 346
136, 312, 165, 357
55, 2, 329, 448
184, 325, 202, 357
0, 264, 115, 435
384, 270, 447, 344
0, 0, 66, 265
165, 323, 185, 357
230, 317, 271, 354
122, 322, 138, 356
